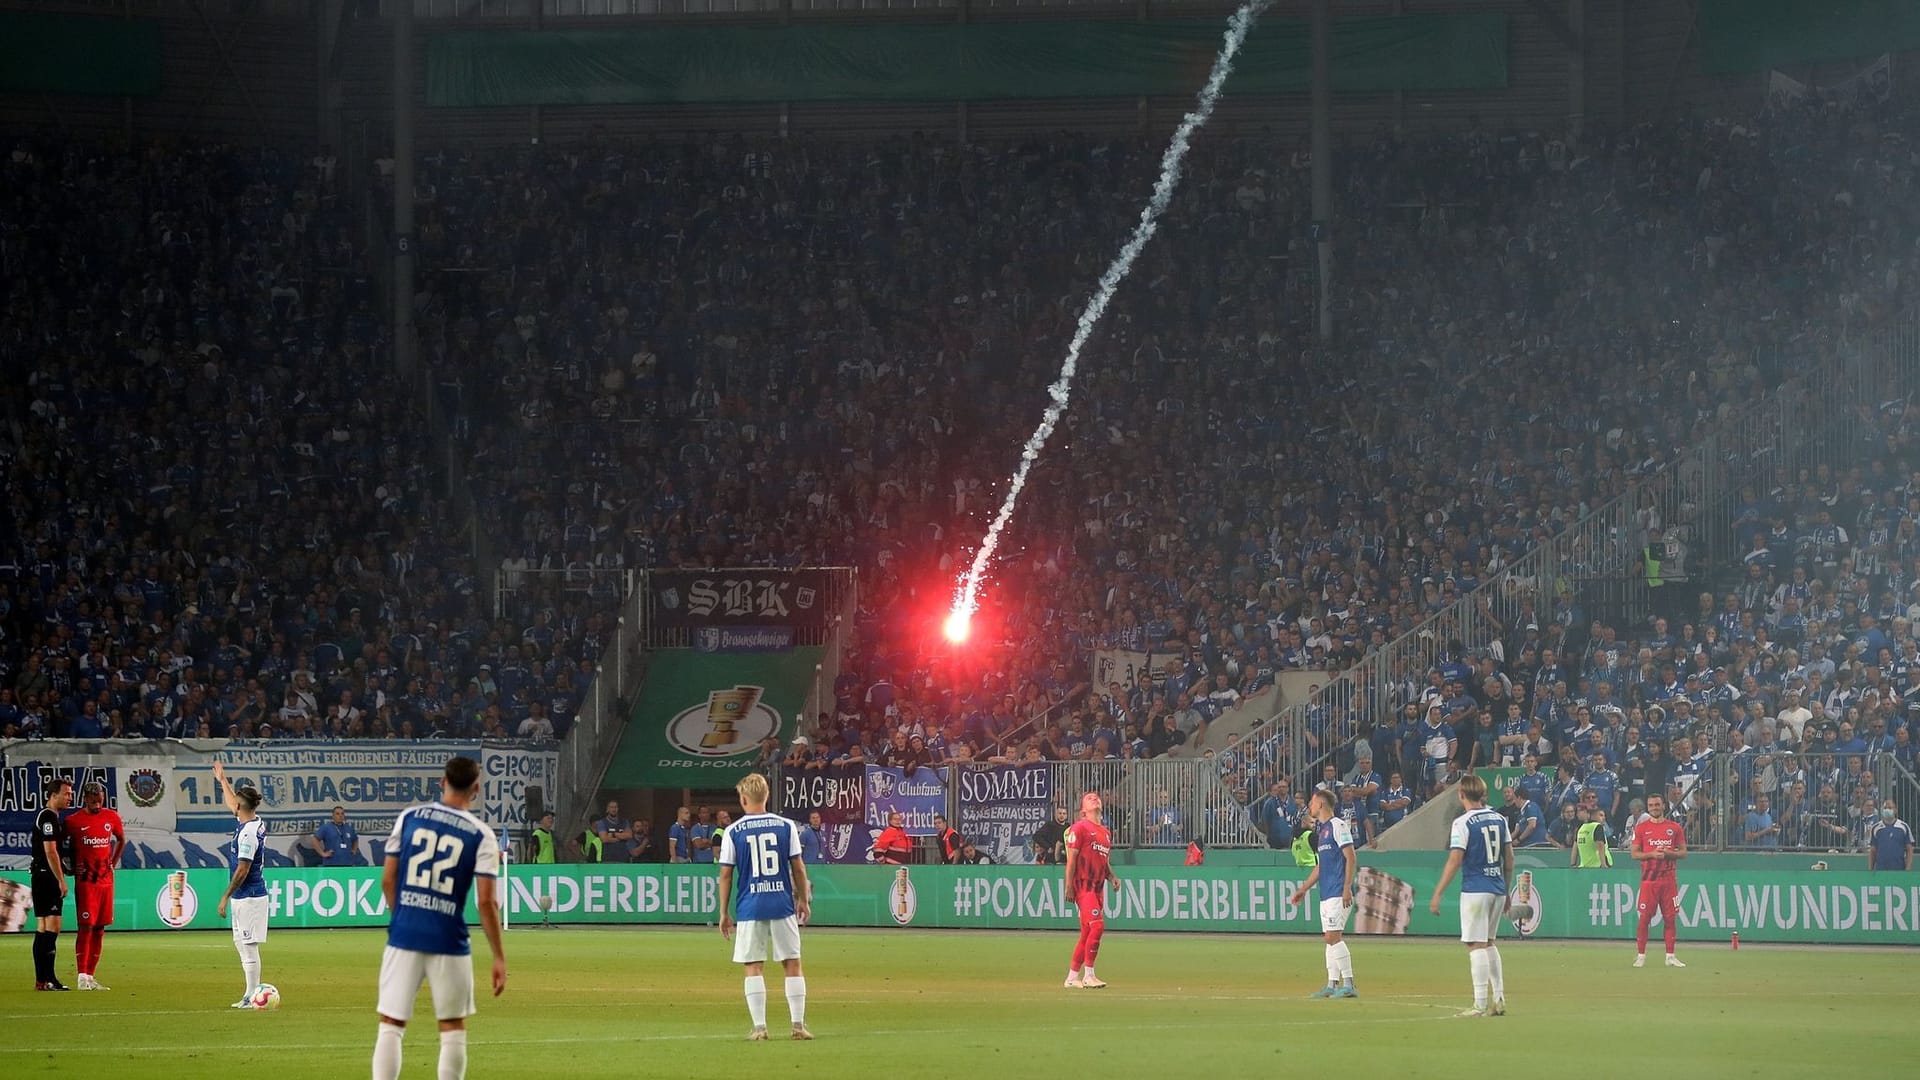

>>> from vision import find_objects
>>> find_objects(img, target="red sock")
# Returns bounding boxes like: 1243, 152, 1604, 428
1635, 912, 1652, 954
91, 930, 105, 975
1663, 917, 1677, 954
74, 931, 87, 976
83, 928, 99, 975
1084, 924, 1104, 968
1071, 924, 1090, 970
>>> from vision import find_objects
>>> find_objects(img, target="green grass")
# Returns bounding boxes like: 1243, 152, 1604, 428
0, 928, 1906, 1078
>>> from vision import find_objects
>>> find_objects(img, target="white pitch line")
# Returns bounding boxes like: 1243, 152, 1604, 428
0, 1013, 1454, 1054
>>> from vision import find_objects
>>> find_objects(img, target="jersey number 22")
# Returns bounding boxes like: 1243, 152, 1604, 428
405, 829, 466, 895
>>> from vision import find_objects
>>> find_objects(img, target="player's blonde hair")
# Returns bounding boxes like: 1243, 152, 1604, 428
736, 772, 770, 807
1457, 773, 1488, 805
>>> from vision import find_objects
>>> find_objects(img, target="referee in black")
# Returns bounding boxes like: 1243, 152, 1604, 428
31, 777, 74, 991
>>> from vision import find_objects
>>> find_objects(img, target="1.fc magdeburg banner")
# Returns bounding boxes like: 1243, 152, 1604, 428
604, 647, 823, 788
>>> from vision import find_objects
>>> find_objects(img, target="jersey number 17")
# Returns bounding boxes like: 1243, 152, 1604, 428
1479, 824, 1503, 863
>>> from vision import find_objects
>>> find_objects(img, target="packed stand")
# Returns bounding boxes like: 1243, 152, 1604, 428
0, 142, 566, 745
412, 93, 1911, 837
1223, 93, 1920, 852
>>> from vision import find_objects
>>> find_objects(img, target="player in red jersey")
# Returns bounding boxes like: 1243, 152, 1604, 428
1062, 791, 1118, 989
1630, 793, 1686, 968
66, 782, 126, 990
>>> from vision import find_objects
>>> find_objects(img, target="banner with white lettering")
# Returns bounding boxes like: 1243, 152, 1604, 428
649, 569, 832, 631
0, 762, 121, 869
0, 740, 182, 867
955, 764, 1054, 865
864, 765, 947, 838
1091, 648, 1183, 710
482, 743, 559, 831
776, 764, 865, 863
173, 740, 482, 836
7, 864, 1917, 942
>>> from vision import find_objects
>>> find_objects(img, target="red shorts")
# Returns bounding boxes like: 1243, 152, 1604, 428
1075, 889, 1106, 929
75, 882, 114, 928
1637, 878, 1677, 919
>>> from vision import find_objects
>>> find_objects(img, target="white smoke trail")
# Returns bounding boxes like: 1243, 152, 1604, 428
950, 0, 1276, 626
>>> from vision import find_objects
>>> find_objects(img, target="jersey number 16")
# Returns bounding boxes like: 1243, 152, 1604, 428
745, 832, 783, 878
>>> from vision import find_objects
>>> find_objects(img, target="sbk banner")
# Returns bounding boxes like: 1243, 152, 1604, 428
955, 764, 1054, 865
776, 764, 865, 863
650, 569, 833, 630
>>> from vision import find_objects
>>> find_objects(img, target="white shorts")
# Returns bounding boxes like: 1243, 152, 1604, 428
230, 896, 269, 946
1459, 892, 1502, 944
732, 916, 802, 965
1318, 897, 1351, 934
377, 946, 477, 1022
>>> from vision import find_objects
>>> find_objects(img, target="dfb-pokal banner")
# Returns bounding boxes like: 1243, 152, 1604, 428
776, 764, 865, 863
9, 864, 1916, 944
955, 764, 1055, 865
603, 647, 822, 788
864, 766, 947, 839
650, 569, 833, 630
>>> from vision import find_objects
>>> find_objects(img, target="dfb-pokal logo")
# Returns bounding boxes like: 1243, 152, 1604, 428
156, 871, 199, 929
889, 868, 917, 926
665, 685, 780, 758
125, 768, 166, 809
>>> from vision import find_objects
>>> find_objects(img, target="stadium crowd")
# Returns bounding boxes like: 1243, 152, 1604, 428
415, 93, 1916, 816
0, 144, 583, 745
6, 87, 1920, 856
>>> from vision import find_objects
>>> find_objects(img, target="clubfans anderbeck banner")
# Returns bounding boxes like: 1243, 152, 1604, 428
7, 864, 1918, 944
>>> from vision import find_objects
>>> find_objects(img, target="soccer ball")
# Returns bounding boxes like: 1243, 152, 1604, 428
248, 983, 282, 1010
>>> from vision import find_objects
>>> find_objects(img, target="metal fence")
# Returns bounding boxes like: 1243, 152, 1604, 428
494, 566, 635, 621
1047, 758, 1262, 849
1230, 307, 1920, 815
1698, 751, 1920, 854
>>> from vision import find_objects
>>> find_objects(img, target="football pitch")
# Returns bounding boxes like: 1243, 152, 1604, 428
0, 928, 1906, 1079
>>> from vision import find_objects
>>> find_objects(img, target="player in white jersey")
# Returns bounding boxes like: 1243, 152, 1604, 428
212, 761, 271, 1008
372, 756, 507, 1080
717, 773, 813, 1041
1429, 774, 1514, 1017
1288, 789, 1358, 999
